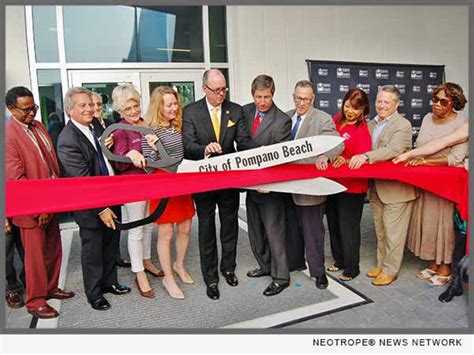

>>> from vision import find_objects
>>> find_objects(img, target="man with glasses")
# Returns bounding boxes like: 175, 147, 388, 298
287, 80, 343, 290
5, 86, 75, 318
349, 85, 417, 286
183, 69, 255, 300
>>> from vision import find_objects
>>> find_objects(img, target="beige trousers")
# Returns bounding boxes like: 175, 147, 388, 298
369, 188, 414, 276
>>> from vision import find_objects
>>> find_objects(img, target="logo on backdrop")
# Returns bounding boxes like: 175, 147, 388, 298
337, 99, 343, 108
356, 83, 370, 94
413, 113, 421, 121
336, 67, 351, 79
394, 84, 406, 94
413, 86, 421, 93
375, 69, 389, 79
411, 98, 423, 108
429, 72, 438, 79
339, 84, 349, 92
359, 69, 369, 77
399, 100, 405, 107
316, 83, 331, 94
427, 84, 437, 93
411, 70, 423, 79
318, 68, 328, 76
319, 100, 329, 108
396, 71, 405, 78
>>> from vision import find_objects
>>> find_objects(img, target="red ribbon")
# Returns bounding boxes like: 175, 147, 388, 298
6, 162, 468, 220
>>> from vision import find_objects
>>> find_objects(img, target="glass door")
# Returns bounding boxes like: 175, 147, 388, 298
68, 69, 204, 121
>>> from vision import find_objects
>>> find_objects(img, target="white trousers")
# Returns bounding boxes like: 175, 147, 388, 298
122, 201, 154, 273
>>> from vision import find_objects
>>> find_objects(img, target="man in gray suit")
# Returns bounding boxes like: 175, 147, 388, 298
243, 75, 292, 296
288, 80, 344, 289
349, 85, 417, 286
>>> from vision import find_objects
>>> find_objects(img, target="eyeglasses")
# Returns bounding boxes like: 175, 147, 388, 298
204, 85, 228, 95
293, 96, 312, 103
122, 104, 141, 114
14, 104, 39, 116
432, 96, 451, 107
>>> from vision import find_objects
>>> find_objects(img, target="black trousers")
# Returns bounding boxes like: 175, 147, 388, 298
284, 194, 306, 271
79, 226, 119, 302
5, 224, 25, 292
246, 192, 289, 283
326, 192, 366, 278
194, 189, 239, 286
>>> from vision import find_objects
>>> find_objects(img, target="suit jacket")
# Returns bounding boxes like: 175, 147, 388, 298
6, 119, 60, 228
367, 112, 418, 203
243, 102, 291, 203
183, 98, 256, 160
286, 107, 344, 206
91, 116, 114, 137
57, 120, 119, 229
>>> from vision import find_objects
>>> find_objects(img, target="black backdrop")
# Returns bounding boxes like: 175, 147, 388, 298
307, 60, 445, 137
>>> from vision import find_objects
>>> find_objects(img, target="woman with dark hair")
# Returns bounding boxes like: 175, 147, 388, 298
405, 82, 468, 286
325, 88, 372, 281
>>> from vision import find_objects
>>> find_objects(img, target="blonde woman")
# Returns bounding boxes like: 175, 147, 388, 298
112, 84, 163, 299
142, 86, 195, 299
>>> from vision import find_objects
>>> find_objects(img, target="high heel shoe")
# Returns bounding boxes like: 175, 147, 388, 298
173, 263, 194, 284
135, 278, 155, 299
162, 278, 185, 300
144, 268, 165, 278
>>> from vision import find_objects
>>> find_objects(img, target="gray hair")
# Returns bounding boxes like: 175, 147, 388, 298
251, 74, 275, 95
378, 85, 401, 102
111, 83, 141, 113
202, 68, 225, 86
91, 91, 102, 103
294, 80, 315, 94
64, 87, 93, 114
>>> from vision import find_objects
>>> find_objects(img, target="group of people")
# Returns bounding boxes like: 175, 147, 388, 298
5, 68, 468, 320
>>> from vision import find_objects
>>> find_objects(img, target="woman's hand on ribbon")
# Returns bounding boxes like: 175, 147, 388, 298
331, 155, 346, 169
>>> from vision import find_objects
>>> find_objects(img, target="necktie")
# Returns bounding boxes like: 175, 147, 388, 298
291, 115, 302, 140
89, 125, 110, 176
211, 107, 220, 141
30, 124, 59, 178
252, 111, 261, 136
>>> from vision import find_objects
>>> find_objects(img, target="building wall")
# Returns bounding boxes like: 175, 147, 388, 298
229, 5, 469, 115
5, 6, 31, 90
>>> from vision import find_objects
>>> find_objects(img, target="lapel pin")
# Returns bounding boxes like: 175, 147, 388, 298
226, 110, 230, 114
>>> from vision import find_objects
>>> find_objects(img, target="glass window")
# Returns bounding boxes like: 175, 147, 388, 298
137, 6, 204, 62
32, 6, 59, 62
82, 82, 123, 122
37, 69, 64, 150
148, 81, 195, 108
209, 6, 227, 63
63, 6, 138, 62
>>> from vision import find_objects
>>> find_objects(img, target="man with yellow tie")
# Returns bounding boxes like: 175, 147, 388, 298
183, 69, 255, 300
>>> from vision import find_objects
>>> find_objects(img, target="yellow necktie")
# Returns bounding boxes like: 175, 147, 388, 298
211, 107, 220, 141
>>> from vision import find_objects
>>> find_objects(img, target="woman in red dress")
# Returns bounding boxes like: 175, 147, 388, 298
142, 86, 195, 299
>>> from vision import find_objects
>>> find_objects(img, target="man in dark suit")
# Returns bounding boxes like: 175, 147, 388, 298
183, 69, 255, 300
242, 75, 292, 296
57, 87, 130, 311
6, 86, 75, 318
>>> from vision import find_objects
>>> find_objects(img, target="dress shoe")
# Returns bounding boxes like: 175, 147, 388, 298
162, 278, 185, 300
28, 304, 59, 319
102, 283, 131, 295
135, 278, 155, 299
173, 263, 194, 284
439, 285, 463, 303
6, 291, 25, 309
116, 259, 131, 268
145, 268, 165, 278
47, 288, 75, 300
206, 283, 220, 300
315, 274, 329, 289
366, 267, 383, 278
223, 271, 238, 286
372, 273, 397, 286
246, 268, 269, 278
263, 281, 289, 296
90, 297, 111, 311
